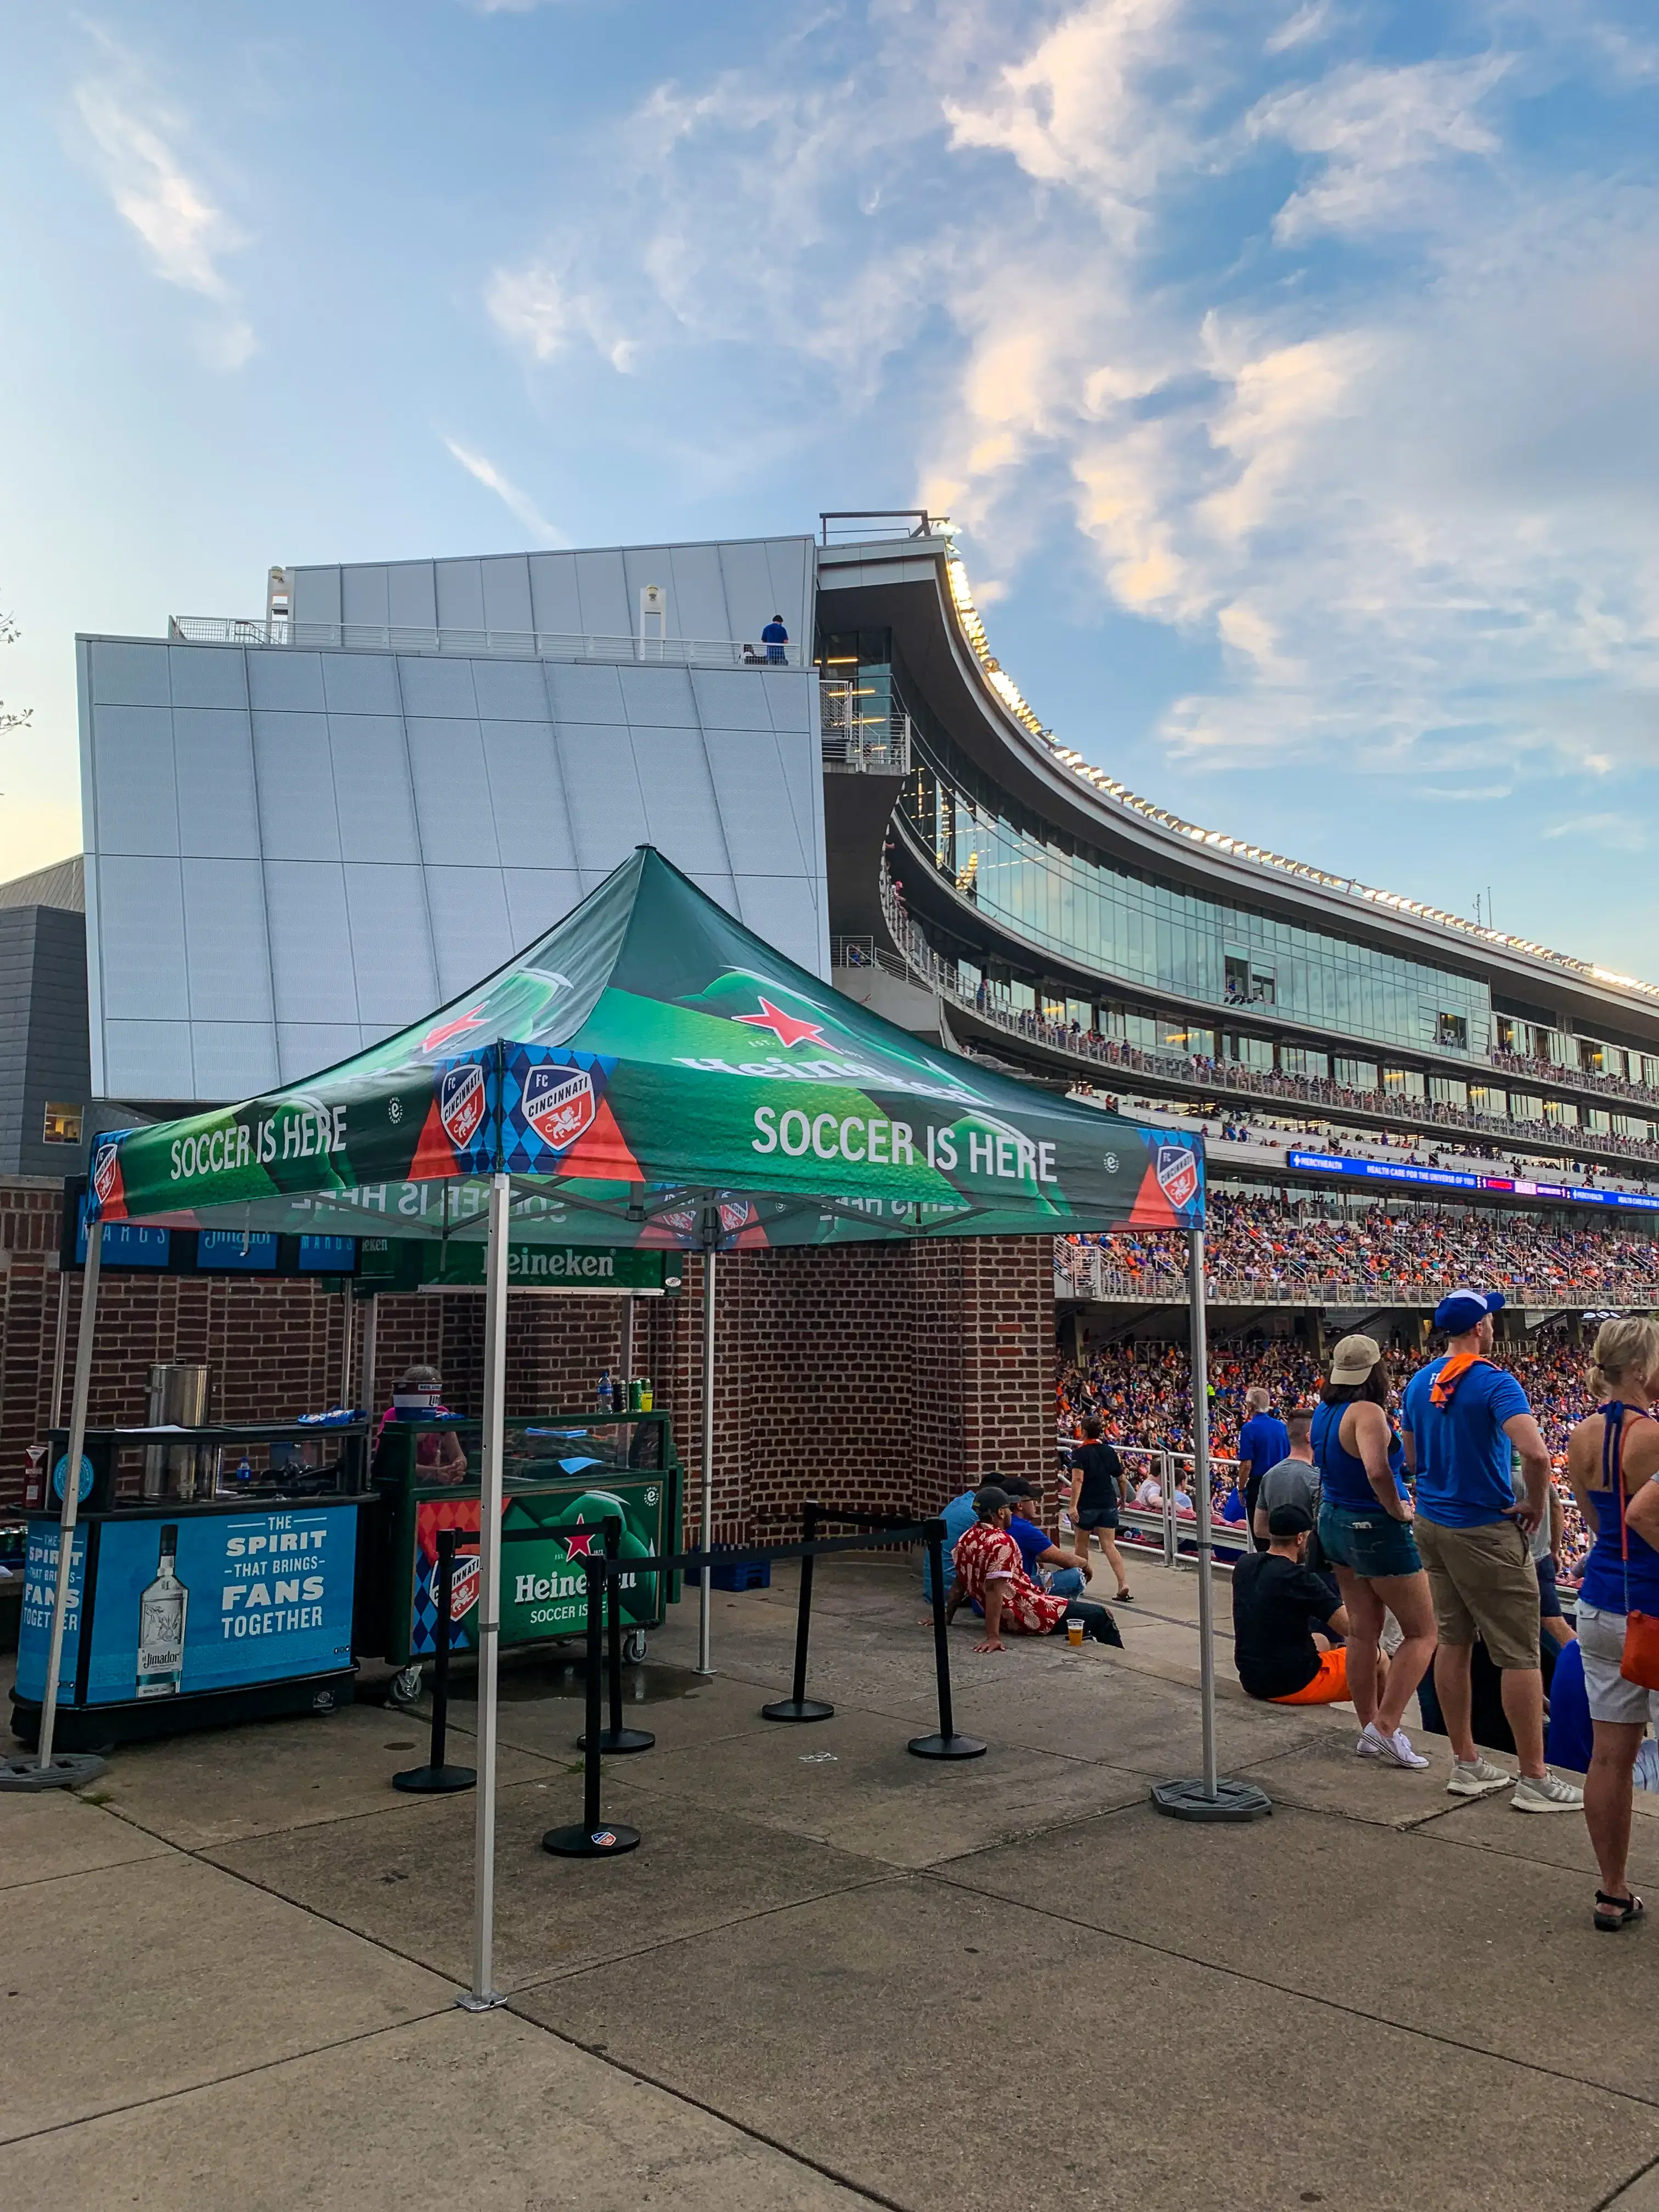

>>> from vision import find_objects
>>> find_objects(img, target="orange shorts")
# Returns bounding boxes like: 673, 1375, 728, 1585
1271, 1647, 1349, 1706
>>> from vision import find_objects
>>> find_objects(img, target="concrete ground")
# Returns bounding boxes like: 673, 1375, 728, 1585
7, 1549, 1659, 2212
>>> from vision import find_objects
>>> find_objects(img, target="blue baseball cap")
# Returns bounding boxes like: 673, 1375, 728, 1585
1433, 1288, 1505, 1334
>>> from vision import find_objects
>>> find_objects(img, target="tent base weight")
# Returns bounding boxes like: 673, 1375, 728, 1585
1150, 1778, 1273, 1821
907, 1732, 987, 1760
577, 1728, 656, 1753
543, 1821, 642, 1858
761, 1698, 836, 1722
392, 1763, 476, 1794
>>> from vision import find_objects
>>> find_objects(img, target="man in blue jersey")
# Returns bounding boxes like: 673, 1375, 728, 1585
1402, 1288, 1583, 1813
761, 614, 789, 664
1237, 1387, 1291, 1554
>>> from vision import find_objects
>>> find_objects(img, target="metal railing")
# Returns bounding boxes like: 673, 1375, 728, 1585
167, 616, 801, 669
819, 680, 912, 772
819, 510, 940, 546
877, 868, 1659, 1180
1051, 1241, 1659, 1311
1059, 1446, 1250, 1574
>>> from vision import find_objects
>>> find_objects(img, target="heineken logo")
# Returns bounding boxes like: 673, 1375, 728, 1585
1155, 1143, 1198, 1211
523, 1065, 596, 1150
439, 1064, 487, 1149
732, 996, 825, 1049
92, 1140, 120, 1207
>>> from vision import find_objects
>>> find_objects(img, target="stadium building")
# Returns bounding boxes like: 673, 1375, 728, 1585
2, 511, 1657, 1520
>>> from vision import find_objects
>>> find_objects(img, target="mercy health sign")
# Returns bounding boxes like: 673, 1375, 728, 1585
1286, 1150, 1659, 1214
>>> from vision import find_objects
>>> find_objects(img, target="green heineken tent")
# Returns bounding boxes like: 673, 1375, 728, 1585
45, 847, 1234, 1995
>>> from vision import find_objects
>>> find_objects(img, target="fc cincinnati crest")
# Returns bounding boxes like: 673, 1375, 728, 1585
523, 1065, 596, 1151
432, 1549, 481, 1621
1155, 1142, 1198, 1211
92, 1141, 121, 1207
439, 1063, 487, 1149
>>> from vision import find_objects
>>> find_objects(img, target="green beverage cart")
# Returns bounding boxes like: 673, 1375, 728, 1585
356, 1411, 683, 1702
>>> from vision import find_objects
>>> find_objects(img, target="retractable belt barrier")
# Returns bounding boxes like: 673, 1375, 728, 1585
541, 1510, 985, 1860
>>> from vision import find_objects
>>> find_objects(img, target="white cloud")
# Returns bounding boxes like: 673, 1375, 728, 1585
73, 59, 253, 369
1543, 812, 1649, 850
443, 438, 565, 545
486, 262, 637, 372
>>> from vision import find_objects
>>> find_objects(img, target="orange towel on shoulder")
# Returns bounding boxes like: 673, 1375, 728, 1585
1430, 1353, 1492, 1408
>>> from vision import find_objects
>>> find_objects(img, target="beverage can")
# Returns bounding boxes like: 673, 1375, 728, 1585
628, 1378, 644, 1412
639, 1379, 653, 1412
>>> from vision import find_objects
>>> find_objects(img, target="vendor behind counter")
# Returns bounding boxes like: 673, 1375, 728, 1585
375, 1364, 468, 1483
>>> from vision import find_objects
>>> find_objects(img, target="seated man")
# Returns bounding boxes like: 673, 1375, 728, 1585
922, 1483, 979, 1610
949, 1487, 1122, 1653
1231, 1503, 1353, 1706
996, 1475, 1091, 1598
1134, 1470, 1164, 1510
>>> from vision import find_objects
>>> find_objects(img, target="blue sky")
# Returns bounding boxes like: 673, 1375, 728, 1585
5, 1, 1659, 976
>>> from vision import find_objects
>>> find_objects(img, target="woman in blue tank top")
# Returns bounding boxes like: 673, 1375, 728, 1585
1311, 1334, 1438, 1769
1565, 1315, 1659, 1930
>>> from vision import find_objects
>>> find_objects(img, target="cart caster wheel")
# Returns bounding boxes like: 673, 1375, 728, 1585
623, 1629, 648, 1665
388, 1664, 425, 1708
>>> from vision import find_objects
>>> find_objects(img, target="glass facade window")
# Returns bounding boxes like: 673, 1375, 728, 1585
1384, 1068, 1426, 1100
1585, 1106, 1612, 1133
1508, 1091, 1543, 1119
890, 676, 1491, 1060
1333, 1057, 1379, 1090
1280, 1046, 1329, 1079
1429, 1075, 1467, 1107
1543, 1098, 1576, 1125
1164, 1022, 1216, 1057
1226, 1034, 1274, 1071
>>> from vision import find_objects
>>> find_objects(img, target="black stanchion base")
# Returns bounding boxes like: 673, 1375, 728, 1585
542, 1821, 642, 1858
1149, 1778, 1273, 1822
392, 1763, 477, 1794
907, 1731, 988, 1760
577, 1726, 656, 1753
760, 1697, 836, 1723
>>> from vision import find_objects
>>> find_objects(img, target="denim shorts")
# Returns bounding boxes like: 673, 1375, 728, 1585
1317, 1498, 1422, 1581
1076, 1506, 1119, 1531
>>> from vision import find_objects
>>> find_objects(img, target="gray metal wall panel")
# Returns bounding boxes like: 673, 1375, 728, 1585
248, 650, 326, 710
397, 654, 479, 717
264, 861, 358, 1022
291, 566, 342, 628
481, 556, 534, 633
173, 708, 262, 857
763, 538, 813, 644
528, 554, 583, 634
340, 565, 391, 628
329, 715, 424, 864
343, 864, 439, 1026
573, 549, 631, 638
98, 856, 189, 1020
701, 726, 804, 859
554, 723, 651, 879
618, 665, 698, 728
388, 562, 438, 630
321, 653, 401, 713
714, 541, 776, 644
631, 727, 732, 876
667, 544, 732, 641
91, 703, 180, 855
91, 639, 171, 707
168, 645, 247, 709
182, 860, 275, 1022
278, 1024, 362, 1086
471, 658, 552, 720
761, 668, 810, 731
424, 866, 514, 997
106, 1018, 194, 1099
732, 874, 823, 971
691, 669, 773, 733
252, 711, 341, 860
190, 1022, 278, 1101
435, 559, 487, 631
405, 719, 500, 865
503, 868, 583, 945
546, 661, 627, 725
478, 723, 577, 868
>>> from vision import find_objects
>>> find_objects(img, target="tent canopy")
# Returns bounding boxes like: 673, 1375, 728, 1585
88, 847, 1204, 1247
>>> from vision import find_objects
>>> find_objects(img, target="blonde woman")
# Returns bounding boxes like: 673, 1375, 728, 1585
1566, 1317, 1659, 1931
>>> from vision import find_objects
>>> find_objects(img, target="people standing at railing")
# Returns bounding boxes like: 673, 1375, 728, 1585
1237, 1387, 1290, 1554
1311, 1335, 1438, 1769
1402, 1290, 1583, 1812
1068, 1414, 1134, 1602
761, 613, 789, 664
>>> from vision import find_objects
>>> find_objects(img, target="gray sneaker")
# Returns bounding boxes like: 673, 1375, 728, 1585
1447, 1754, 1510, 1797
1511, 1770, 1584, 1814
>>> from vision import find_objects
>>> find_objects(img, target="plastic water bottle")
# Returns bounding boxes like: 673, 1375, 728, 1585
235, 1455, 252, 1489
597, 1368, 612, 1412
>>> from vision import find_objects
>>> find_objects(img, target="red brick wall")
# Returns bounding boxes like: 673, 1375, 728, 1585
0, 1182, 1053, 1539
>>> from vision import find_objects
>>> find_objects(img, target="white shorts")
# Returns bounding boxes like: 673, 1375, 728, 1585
1577, 1603, 1659, 1729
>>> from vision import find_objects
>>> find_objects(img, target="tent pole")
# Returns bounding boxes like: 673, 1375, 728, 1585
49, 1267, 70, 1427
466, 1172, 511, 2010
1188, 1225, 1217, 1800
697, 1241, 716, 1675
361, 1294, 379, 1425
39, 1223, 102, 1770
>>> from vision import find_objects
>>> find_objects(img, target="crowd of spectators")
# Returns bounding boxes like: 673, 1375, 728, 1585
1055, 1332, 1602, 1571
1058, 1194, 1659, 1303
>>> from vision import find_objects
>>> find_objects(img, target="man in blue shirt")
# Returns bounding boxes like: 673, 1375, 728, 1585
997, 1476, 1089, 1598
1236, 1389, 1291, 1555
922, 1485, 978, 1609
761, 614, 789, 664
1402, 1288, 1582, 1813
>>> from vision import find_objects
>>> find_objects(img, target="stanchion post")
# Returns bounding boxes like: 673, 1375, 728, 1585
544, 1556, 640, 1857
762, 1498, 834, 1722
394, 1529, 476, 1795
579, 1515, 653, 1754
909, 1517, 985, 1760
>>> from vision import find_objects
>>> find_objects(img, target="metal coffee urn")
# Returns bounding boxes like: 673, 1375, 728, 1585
142, 1364, 213, 1500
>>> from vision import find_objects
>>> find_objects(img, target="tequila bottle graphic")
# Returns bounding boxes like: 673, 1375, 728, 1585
136, 1524, 187, 1697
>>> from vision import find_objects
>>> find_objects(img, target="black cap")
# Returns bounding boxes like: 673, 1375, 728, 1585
1267, 1503, 1314, 1538
996, 1476, 1040, 1501
973, 1485, 1010, 1518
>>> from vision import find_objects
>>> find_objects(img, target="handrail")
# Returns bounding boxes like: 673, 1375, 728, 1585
166, 616, 801, 669
1051, 1243, 1659, 1310
877, 866, 1659, 1178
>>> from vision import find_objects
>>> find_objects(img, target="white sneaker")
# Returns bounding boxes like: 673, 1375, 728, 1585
1359, 1722, 1430, 1769
1511, 1770, 1584, 1814
1447, 1754, 1510, 1797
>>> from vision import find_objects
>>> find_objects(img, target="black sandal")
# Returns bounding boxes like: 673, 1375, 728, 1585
1116, 1589, 1134, 1603
1594, 1891, 1645, 1932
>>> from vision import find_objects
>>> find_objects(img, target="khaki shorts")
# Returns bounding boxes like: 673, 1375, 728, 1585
1413, 1514, 1540, 1672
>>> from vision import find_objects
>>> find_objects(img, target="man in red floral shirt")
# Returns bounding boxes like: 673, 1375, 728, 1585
950, 1488, 1122, 1654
